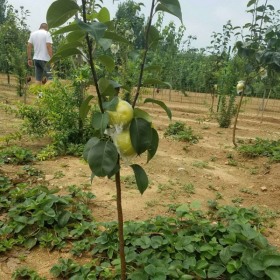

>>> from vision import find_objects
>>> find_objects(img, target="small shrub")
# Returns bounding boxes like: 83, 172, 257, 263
217, 94, 237, 128
164, 121, 199, 143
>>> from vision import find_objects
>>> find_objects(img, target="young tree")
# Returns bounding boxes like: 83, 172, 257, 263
46, 0, 182, 278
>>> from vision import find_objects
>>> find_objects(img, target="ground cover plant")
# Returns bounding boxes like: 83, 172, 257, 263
238, 138, 280, 162
1, 170, 280, 279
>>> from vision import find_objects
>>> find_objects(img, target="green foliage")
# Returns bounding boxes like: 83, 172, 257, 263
0, 146, 34, 164
238, 138, 280, 162
0, 172, 96, 253
48, 203, 280, 279
0, 5, 30, 85
19, 78, 95, 156
164, 121, 199, 143
1, 169, 280, 279
217, 94, 237, 128
12, 267, 46, 280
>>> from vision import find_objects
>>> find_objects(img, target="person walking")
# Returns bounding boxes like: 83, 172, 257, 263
27, 23, 53, 85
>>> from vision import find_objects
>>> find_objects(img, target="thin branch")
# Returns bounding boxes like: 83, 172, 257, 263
81, 0, 104, 113
132, 0, 156, 108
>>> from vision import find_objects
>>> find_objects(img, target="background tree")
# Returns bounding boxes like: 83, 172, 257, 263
0, 0, 7, 24
0, 5, 29, 88
115, 0, 145, 49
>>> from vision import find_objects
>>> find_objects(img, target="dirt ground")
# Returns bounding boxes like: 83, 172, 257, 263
0, 80, 280, 279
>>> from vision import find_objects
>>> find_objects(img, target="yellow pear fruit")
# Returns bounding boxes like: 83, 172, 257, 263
236, 80, 245, 94
108, 99, 133, 126
115, 129, 136, 157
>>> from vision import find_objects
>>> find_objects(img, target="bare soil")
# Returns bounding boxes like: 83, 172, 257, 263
1, 80, 280, 279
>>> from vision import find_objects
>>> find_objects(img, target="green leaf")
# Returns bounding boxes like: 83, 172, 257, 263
98, 38, 113, 51
133, 108, 152, 123
247, 0, 257, 7
207, 263, 226, 278
219, 247, 232, 264
79, 95, 94, 122
97, 7, 110, 22
87, 140, 118, 177
24, 238, 37, 250
147, 26, 160, 49
103, 96, 119, 111
98, 55, 115, 72
155, 0, 183, 23
144, 98, 172, 120
47, 0, 79, 29
83, 137, 100, 161
52, 22, 81, 35
196, 259, 208, 270
98, 77, 119, 98
57, 210, 71, 227
147, 128, 159, 163
103, 31, 130, 44
130, 164, 149, 195
130, 118, 152, 155
263, 255, 280, 268
66, 30, 85, 43
50, 47, 82, 64
265, 267, 280, 280
92, 111, 109, 135
78, 21, 107, 42
128, 270, 149, 280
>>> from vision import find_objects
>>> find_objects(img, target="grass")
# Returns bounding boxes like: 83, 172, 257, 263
192, 160, 210, 169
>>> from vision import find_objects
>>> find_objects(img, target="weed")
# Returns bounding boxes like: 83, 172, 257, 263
121, 175, 136, 189
232, 197, 244, 204
215, 192, 223, 200
54, 170, 65, 179
240, 188, 258, 195
210, 156, 217, 162
227, 158, 238, 166
249, 167, 259, 175
145, 200, 158, 207
0, 131, 22, 146
181, 183, 195, 195
157, 183, 172, 193
164, 121, 199, 143
192, 160, 209, 169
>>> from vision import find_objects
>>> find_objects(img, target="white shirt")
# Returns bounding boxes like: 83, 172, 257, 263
28, 29, 53, 61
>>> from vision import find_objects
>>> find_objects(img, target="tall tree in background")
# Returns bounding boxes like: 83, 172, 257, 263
0, 5, 30, 88
0, 0, 7, 24
115, 0, 145, 49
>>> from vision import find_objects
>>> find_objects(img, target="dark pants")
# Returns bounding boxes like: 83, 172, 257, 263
34, 60, 52, 82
